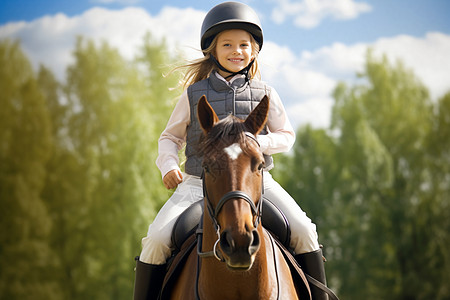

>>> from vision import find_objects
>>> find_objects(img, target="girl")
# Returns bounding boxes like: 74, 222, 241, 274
134, 2, 329, 299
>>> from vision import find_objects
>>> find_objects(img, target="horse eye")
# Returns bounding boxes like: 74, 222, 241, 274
203, 165, 210, 173
251, 157, 264, 172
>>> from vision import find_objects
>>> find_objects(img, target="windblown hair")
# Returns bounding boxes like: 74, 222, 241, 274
179, 31, 261, 89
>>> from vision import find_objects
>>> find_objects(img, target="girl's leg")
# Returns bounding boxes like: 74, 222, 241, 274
263, 172, 330, 299
262, 171, 320, 254
139, 175, 203, 264
134, 175, 203, 299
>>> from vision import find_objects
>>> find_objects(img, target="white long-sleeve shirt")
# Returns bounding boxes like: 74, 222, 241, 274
156, 74, 296, 178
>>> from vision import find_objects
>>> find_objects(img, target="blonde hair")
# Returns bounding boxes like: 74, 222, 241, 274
180, 31, 261, 89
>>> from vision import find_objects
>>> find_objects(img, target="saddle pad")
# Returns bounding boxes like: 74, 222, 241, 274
160, 233, 197, 300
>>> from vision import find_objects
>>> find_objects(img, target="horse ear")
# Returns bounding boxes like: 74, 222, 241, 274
197, 95, 219, 133
244, 95, 269, 135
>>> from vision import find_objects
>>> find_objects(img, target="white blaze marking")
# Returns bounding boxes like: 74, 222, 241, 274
224, 143, 242, 161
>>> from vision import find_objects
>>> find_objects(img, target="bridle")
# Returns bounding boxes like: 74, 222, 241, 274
194, 132, 289, 300
197, 132, 264, 261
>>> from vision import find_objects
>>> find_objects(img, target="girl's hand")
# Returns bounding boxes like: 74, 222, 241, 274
163, 170, 183, 190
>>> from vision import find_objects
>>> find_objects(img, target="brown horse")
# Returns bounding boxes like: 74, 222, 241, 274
168, 95, 304, 300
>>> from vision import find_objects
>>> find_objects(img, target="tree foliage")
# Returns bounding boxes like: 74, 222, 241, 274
273, 51, 450, 299
0, 35, 181, 299
0, 40, 61, 299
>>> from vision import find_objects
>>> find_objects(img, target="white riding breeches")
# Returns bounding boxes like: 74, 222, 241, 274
139, 172, 319, 265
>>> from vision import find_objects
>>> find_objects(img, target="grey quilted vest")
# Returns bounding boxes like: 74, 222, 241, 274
185, 73, 274, 177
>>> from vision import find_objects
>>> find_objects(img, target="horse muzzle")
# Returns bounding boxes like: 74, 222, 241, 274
219, 228, 260, 270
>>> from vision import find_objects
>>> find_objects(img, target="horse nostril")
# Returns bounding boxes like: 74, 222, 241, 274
249, 229, 260, 255
220, 230, 234, 255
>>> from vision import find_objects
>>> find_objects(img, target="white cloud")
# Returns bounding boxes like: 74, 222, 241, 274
371, 32, 450, 100
1, 7, 449, 130
0, 6, 205, 80
298, 42, 367, 78
288, 97, 334, 129
271, 0, 372, 29
259, 32, 450, 129
259, 42, 338, 129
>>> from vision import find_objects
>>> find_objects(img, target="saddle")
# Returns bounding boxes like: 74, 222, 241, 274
171, 197, 292, 253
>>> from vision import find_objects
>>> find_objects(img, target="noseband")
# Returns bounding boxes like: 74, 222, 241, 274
197, 132, 264, 260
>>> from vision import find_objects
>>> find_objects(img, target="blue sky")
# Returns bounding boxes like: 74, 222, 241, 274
1, 0, 450, 128
2, 0, 449, 51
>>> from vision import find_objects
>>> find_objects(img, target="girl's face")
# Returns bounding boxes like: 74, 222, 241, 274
215, 29, 254, 79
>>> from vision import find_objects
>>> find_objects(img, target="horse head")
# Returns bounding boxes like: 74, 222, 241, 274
197, 94, 269, 270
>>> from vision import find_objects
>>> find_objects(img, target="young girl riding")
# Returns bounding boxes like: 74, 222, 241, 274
134, 2, 329, 299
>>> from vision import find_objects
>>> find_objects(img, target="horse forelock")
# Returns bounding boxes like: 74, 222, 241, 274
198, 115, 255, 163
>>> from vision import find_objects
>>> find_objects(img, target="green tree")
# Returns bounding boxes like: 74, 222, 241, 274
38, 63, 84, 299
2, 33, 182, 299
422, 92, 450, 298
274, 51, 450, 299
40, 36, 181, 299
0, 40, 62, 299
136, 33, 180, 137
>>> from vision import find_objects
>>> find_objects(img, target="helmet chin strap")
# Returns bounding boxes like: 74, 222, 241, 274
210, 55, 255, 81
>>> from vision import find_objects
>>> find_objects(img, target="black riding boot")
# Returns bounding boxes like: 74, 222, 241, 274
133, 257, 166, 300
295, 249, 328, 300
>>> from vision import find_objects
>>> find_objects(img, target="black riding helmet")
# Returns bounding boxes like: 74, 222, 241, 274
201, 1, 263, 53
201, 2, 263, 80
